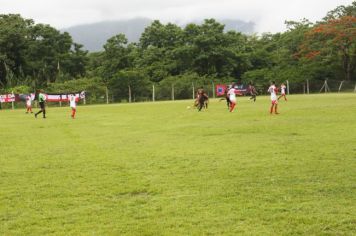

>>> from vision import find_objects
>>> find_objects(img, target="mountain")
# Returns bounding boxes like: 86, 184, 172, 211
62, 18, 255, 52
220, 19, 255, 34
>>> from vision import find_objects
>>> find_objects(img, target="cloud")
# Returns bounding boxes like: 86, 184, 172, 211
0, 0, 353, 32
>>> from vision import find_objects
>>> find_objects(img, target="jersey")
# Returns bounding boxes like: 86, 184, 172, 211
281, 85, 286, 95
228, 88, 237, 102
26, 96, 32, 106
69, 95, 76, 108
38, 93, 46, 103
249, 85, 257, 95
268, 85, 278, 101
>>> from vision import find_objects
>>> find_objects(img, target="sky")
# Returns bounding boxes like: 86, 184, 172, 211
0, 0, 353, 32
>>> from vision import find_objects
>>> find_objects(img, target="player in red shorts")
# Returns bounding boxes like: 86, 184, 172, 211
227, 84, 243, 112
25, 95, 33, 114
69, 94, 77, 118
268, 81, 279, 114
278, 83, 287, 101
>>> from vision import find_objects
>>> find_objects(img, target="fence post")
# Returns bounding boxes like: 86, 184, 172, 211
211, 81, 215, 98
306, 79, 310, 94
354, 83, 356, 93
192, 82, 195, 99
105, 86, 109, 104
303, 84, 306, 94
319, 80, 325, 93
152, 84, 155, 102
171, 84, 175, 101
319, 80, 329, 93
338, 81, 344, 93
11, 91, 14, 110
128, 85, 132, 103
286, 80, 290, 95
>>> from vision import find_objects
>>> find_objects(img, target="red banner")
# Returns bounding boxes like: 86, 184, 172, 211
0, 94, 15, 103
1, 91, 85, 103
46, 92, 84, 102
216, 84, 227, 97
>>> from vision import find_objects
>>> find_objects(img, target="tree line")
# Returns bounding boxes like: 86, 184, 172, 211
0, 2, 355, 102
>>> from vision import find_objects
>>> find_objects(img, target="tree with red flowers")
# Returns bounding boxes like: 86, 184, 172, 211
301, 15, 356, 81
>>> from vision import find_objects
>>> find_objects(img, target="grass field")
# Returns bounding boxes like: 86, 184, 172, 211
1, 94, 355, 235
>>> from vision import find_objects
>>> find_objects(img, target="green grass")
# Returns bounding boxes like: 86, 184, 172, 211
1, 94, 355, 235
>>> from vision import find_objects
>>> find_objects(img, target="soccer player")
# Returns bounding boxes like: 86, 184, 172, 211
69, 94, 77, 119
278, 83, 287, 101
268, 81, 279, 114
196, 88, 209, 111
227, 85, 239, 112
34, 90, 46, 118
248, 81, 258, 102
25, 95, 33, 113
220, 86, 231, 110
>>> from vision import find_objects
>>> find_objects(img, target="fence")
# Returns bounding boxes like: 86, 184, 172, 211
1, 79, 355, 109
294, 79, 356, 94
100, 79, 356, 104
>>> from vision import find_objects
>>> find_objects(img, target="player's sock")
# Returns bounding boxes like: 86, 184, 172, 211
230, 103, 235, 112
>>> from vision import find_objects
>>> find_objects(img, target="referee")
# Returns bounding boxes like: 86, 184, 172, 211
34, 90, 46, 118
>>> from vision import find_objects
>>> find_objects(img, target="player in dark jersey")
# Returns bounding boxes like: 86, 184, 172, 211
34, 90, 47, 118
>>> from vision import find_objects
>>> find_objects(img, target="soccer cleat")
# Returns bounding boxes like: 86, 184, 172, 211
35, 114, 37, 118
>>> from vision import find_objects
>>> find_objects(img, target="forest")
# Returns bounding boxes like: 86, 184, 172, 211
0, 2, 355, 102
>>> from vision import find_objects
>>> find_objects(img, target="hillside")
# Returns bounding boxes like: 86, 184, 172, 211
62, 18, 255, 52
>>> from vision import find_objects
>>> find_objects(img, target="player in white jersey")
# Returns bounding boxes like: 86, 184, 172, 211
227, 85, 240, 112
278, 83, 287, 101
268, 81, 279, 114
25, 95, 33, 113
69, 94, 77, 119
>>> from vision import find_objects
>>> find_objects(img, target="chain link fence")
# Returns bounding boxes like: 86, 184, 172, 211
1, 79, 355, 109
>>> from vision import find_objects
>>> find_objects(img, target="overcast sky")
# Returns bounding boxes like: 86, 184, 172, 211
0, 0, 353, 32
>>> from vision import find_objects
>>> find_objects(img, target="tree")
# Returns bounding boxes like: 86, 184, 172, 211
323, 1, 356, 20
301, 16, 356, 81
0, 14, 88, 89
0, 14, 33, 87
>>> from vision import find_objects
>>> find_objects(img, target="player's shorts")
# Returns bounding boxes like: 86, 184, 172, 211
230, 98, 236, 103
39, 102, 45, 109
271, 100, 278, 105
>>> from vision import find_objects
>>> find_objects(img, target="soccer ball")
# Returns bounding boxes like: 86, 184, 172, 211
187, 106, 191, 109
